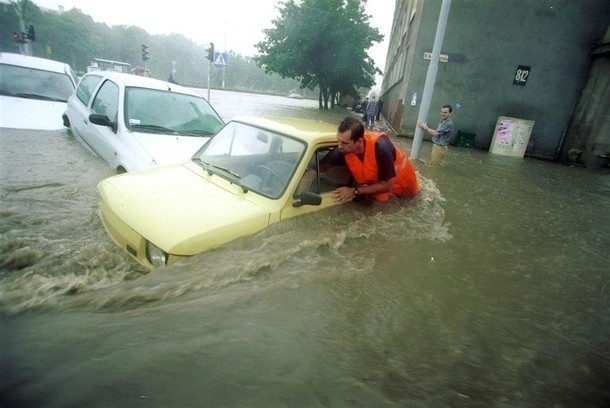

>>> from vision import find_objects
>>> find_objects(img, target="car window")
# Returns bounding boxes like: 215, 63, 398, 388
295, 147, 351, 196
91, 80, 119, 121
0, 63, 75, 102
76, 74, 103, 106
125, 87, 223, 136
195, 121, 307, 199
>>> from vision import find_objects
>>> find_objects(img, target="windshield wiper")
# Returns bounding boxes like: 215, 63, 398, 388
192, 157, 212, 174
131, 124, 175, 133
211, 164, 241, 179
2, 91, 66, 102
175, 129, 216, 136
192, 157, 242, 184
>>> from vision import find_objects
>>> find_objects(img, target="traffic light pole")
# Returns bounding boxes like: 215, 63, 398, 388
207, 59, 211, 102
206, 42, 214, 102
15, 3, 32, 56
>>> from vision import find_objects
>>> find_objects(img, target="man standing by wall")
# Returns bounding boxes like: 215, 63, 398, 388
365, 95, 379, 129
418, 105, 454, 166
376, 98, 384, 121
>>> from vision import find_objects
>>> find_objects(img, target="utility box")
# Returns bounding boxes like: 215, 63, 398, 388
489, 116, 535, 158
454, 131, 476, 148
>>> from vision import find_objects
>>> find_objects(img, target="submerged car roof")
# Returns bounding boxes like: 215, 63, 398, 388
80, 70, 203, 97
0, 52, 75, 80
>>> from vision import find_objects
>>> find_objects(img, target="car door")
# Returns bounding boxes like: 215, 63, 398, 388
68, 74, 103, 141
280, 144, 350, 220
83, 79, 121, 168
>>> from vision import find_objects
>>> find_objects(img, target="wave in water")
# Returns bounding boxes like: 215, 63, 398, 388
0, 174, 449, 314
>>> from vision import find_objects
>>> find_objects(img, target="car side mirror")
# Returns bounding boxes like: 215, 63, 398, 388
293, 191, 322, 207
89, 113, 112, 127
89, 113, 118, 133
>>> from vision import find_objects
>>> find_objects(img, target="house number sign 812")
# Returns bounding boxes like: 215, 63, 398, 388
513, 65, 531, 86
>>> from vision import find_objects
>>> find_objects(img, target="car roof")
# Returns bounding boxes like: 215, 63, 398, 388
80, 70, 202, 97
231, 116, 339, 144
0, 52, 74, 77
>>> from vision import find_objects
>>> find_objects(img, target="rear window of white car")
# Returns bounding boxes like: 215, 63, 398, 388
76, 74, 103, 106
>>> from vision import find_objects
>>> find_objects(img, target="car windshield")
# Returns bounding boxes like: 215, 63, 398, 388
192, 121, 306, 199
0, 63, 74, 102
125, 87, 224, 136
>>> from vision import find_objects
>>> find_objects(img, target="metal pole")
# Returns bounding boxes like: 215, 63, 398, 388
207, 60, 211, 101
223, 21, 226, 89
18, 18, 31, 56
14, 1, 32, 56
410, 0, 452, 160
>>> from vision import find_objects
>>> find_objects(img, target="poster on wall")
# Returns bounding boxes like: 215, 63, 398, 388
489, 116, 535, 158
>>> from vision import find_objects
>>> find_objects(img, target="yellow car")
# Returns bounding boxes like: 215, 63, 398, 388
97, 117, 351, 268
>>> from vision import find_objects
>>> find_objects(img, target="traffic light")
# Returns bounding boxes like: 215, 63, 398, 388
206, 42, 214, 62
141, 44, 150, 61
23, 25, 36, 42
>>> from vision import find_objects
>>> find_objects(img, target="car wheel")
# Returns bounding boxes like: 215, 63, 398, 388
62, 113, 71, 128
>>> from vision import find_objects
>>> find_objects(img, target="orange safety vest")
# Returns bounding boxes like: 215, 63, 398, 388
344, 131, 420, 201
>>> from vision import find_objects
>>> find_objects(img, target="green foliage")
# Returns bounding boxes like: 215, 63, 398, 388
0, 0, 316, 97
256, 0, 382, 109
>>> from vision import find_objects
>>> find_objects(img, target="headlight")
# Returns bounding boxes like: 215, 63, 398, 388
146, 241, 167, 267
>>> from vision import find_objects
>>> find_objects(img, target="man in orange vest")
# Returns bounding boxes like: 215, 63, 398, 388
329, 116, 420, 203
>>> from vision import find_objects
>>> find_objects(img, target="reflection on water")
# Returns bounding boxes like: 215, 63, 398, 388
1, 91, 609, 407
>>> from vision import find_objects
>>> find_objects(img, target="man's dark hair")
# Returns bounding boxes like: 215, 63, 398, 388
338, 116, 365, 142
442, 104, 453, 113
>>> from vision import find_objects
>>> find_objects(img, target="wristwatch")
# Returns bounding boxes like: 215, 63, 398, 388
353, 187, 360, 197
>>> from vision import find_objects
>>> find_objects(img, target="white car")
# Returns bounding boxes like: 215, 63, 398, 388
64, 71, 224, 172
0, 52, 77, 130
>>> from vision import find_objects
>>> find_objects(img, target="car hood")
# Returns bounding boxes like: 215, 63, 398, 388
130, 132, 211, 167
0, 95, 67, 130
98, 163, 271, 255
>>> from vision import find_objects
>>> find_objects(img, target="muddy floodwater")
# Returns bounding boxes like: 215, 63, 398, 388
1, 89, 609, 407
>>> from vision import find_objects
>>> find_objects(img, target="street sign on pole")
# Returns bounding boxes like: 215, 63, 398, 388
424, 52, 449, 63
411, 0, 452, 161
213, 52, 228, 67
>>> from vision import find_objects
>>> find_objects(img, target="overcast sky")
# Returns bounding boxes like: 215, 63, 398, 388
30, 0, 395, 86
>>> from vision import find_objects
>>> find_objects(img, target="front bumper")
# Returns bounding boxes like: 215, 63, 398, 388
99, 199, 185, 268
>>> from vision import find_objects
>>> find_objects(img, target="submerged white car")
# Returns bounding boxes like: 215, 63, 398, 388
0, 52, 77, 130
98, 117, 352, 268
64, 71, 224, 172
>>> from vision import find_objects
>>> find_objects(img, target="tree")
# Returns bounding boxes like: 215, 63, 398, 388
256, 0, 382, 110
0, 2, 318, 97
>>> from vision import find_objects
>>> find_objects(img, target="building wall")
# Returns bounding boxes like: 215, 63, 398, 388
383, 0, 421, 132
559, 26, 610, 168
381, 0, 610, 163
